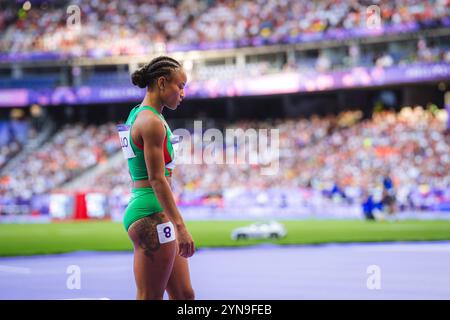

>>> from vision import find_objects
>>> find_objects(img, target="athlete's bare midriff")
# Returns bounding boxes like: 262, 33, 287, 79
132, 176, 172, 189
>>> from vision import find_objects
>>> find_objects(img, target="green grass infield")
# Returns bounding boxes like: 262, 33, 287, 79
1, 219, 450, 256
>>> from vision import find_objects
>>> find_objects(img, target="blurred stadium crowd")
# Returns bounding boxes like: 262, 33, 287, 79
0, 0, 449, 219
1, 105, 449, 216
108, 106, 450, 214
0, 121, 119, 200
0, 117, 36, 169
0, 0, 449, 57
0, 0, 449, 95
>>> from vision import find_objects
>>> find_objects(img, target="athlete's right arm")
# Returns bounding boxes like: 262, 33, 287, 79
141, 116, 195, 258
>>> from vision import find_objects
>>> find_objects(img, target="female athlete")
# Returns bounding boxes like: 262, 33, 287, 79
118, 56, 195, 300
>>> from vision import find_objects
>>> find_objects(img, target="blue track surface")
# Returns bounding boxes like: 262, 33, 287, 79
1, 242, 450, 300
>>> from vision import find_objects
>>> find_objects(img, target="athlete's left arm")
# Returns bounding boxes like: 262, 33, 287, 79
166, 176, 172, 189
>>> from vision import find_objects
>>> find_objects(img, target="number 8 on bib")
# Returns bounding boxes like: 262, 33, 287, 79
156, 221, 176, 244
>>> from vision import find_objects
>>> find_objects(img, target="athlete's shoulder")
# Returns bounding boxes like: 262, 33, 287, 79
137, 108, 164, 126
139, 111, 166, 144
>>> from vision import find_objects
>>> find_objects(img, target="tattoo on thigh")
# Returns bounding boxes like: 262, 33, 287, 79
135, 214, 164, 261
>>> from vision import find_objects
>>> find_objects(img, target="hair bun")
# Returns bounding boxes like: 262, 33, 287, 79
131, 68, 147, 88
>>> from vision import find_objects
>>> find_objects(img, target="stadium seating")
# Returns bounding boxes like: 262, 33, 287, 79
0, 122, 120, 200
0, 0, 448, 58
2, 106, 447, 214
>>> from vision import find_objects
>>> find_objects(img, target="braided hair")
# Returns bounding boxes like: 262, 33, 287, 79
131, 56, 182, 89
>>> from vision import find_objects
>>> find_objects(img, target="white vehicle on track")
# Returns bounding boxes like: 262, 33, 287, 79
231, 221, 287, 240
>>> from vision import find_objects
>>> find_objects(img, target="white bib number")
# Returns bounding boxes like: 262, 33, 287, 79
166, 135, 180, 170
156, 221, 176, 244
117, 124, 136, 159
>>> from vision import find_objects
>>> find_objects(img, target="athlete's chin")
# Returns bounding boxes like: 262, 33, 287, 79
168, 102, 181, 110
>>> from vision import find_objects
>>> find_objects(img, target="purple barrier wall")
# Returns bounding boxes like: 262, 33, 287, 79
1, 62, 450, 107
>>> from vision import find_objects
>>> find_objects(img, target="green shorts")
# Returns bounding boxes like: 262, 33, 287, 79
123, 187, 163, 232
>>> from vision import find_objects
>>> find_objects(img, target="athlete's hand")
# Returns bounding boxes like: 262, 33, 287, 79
176, 225, 195, 258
